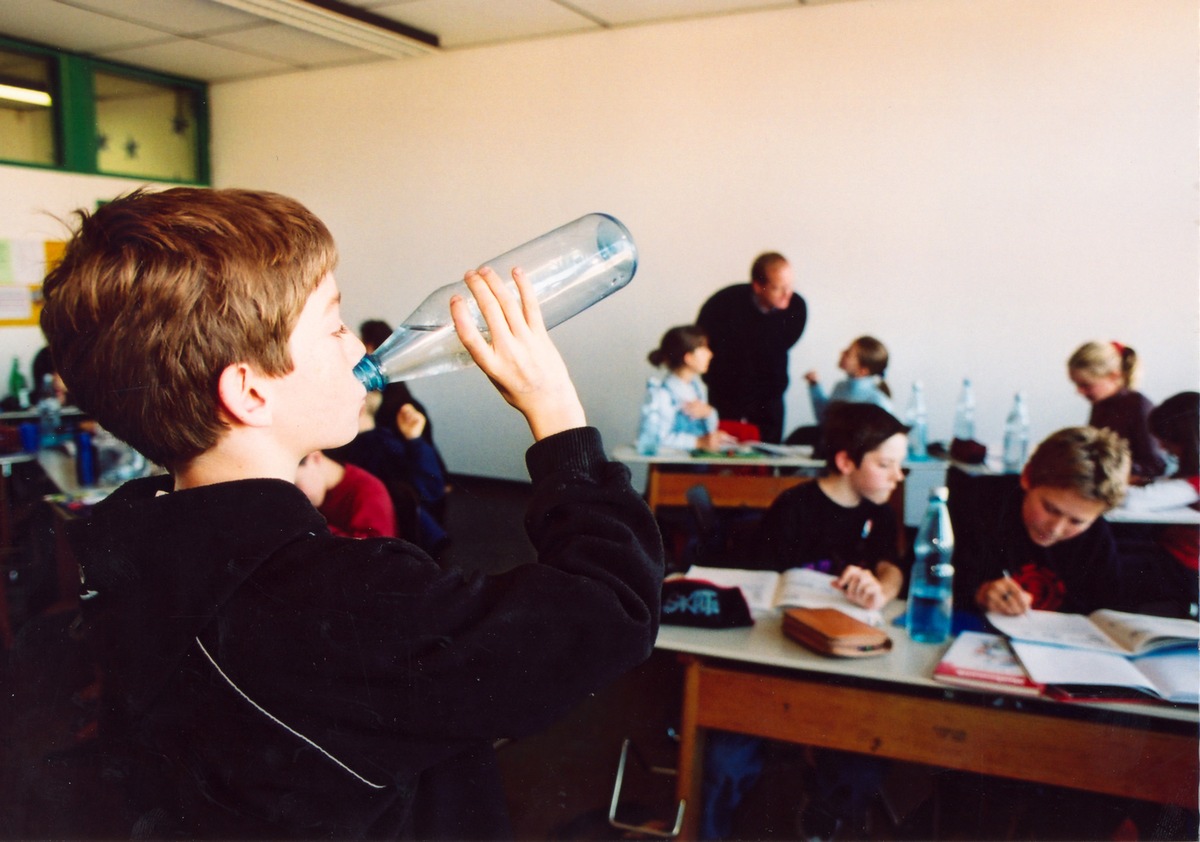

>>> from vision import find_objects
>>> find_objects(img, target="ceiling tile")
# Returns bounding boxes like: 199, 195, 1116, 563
0, 2, 169, 53
569, 0, 794, 27
99, 38, 293, 81
369, 0, 597, 49
205, 22, 384, 67
69, 0, 262, 35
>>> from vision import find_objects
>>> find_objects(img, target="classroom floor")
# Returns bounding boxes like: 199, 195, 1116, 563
0, 476, 1193, 840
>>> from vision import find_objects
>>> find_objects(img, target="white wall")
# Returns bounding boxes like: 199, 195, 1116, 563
209, 0, 1199, 481
4, 0, 1194, 482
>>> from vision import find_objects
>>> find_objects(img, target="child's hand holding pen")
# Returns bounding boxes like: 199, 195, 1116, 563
975, 569, 1033, 615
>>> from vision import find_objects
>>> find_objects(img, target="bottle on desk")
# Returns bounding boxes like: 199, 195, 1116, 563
905, 381, 928, 459
952, 378, 975, 441
353, 213, 638, 391
7, 356, 29, 409
906, 487, 955, 644
635, 383, 661, 456
1002, 391, 1030, 473
37, 374, 62, 447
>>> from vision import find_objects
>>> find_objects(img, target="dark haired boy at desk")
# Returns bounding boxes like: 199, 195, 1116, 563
39, 187, 663, 839
701, 403, 908, 840
961, 426, 1129, 617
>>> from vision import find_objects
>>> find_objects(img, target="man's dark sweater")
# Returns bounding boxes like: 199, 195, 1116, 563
696, 283, 807, 443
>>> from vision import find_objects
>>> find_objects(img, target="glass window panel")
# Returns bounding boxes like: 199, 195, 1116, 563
0, 47, 57, 166
94, 70, 199, 182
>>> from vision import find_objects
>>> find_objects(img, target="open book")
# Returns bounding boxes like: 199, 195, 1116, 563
987, 609, 1199, 656
684, 565, 881, 625
933, 631, 1042, 697
1011, 641, 1199, 704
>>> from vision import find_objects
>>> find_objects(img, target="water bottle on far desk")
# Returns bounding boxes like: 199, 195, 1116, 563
953, 378, 975, 441
905, 381, 928, 459
1002, 391, 1030, 473
353, 213, 638, 390
906, 487, 955, 644
635, 384, 661, 456
37, 374, 62, 447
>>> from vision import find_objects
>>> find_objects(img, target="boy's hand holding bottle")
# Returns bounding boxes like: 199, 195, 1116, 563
452, 266, 586, 441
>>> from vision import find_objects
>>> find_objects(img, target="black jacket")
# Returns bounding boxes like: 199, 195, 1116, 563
71, 427, 663, 838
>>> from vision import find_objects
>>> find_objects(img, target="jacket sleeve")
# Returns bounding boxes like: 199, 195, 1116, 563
280, 427, 665, 750
808, 381, 829, 424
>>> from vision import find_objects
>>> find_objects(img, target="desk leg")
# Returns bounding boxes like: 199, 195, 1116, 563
645, 464, 662, 513
676, 656, 706, 841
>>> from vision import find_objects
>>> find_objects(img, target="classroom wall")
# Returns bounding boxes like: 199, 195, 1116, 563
2, 0, 1195, 483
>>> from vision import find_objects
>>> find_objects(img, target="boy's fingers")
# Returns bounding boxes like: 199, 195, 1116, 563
465, 268, 512, 344
451, 291, 491, 362
510, 267, 546, 334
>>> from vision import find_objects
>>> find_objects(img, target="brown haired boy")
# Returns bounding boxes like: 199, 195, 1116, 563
41, 187, 663, 838
962, 425, 1130, 615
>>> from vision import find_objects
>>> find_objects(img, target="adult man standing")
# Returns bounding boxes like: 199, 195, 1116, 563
696, 252, 807, 443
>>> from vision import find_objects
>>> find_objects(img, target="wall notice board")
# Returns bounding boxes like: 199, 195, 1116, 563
0, 239, 65, 327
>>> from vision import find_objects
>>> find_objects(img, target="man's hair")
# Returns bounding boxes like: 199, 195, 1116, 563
749, 251, 788, 287
41, 187, 336, 469
821, 402, 908, 469
1025, 426, 1130, 509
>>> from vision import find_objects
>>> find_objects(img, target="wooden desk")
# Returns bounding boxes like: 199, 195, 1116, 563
611, 444, 823, 510
656, 613, 1199, 840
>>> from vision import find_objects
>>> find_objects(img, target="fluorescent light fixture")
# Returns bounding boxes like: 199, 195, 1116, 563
210, 0, 438, 58
0, 83, 52, 107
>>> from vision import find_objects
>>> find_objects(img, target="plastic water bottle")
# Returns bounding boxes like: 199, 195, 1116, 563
905, 381, 928, 459
635, 381, 661, 456
354, 213, 638, 390
952, 378, 975, 441
906, 487, 955, 644
1002, 391, 1030, 473
37, 374, 62, 447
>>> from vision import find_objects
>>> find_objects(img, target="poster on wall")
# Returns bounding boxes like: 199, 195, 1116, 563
0, 238, 64, 326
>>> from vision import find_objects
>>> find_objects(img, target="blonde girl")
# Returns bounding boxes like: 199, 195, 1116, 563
804, 335, 895, 424
1068, 341, 1165, 480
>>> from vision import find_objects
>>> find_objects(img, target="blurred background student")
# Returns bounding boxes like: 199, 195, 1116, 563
788, 335, 893, 446
295, 450, 397, 539
1068, 340, 1165, 482
637, 325, 736, 452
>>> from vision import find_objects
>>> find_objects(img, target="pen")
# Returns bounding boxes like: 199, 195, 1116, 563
1001, 569, 1013, 602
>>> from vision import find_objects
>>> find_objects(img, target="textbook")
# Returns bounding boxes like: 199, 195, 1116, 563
932, 631, 1043, 697
1011, 640, 1200, 704
684, 565, 881, 625
987, 609, 1200, 657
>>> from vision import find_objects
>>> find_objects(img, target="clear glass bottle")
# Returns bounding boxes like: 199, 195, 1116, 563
1002, 391, 1030, 473
354, 213, 638, 390
952, 378, 975, 441
906, 487, 955, 644
905, 381, 928, 459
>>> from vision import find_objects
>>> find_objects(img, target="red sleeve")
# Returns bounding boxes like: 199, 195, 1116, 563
321, 464, 397, 539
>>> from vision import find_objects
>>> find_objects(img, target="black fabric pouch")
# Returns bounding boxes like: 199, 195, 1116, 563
660, 579, 753, 628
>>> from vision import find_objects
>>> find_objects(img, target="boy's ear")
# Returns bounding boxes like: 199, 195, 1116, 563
216, 362, 273, 428
832, 450, 856, 476
1019, 466, 1032, 492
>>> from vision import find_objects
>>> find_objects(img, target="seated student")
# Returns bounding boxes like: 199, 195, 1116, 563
39, 187, 663, 839
638, 325, 737, 452
359, 319, 446, 470
330, 385, 449, 554
1068, 340, 1165, 482
294, 450, 397, 539
961, 426, 1130, 616
702, 403, 908, 840
1117, 391, 1199, 617
804, 335, 895, 424
751, 402, 907, 609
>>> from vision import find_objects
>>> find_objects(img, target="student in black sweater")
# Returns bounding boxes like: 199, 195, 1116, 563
957, 426, 1129, 616
40, 188, 663, 839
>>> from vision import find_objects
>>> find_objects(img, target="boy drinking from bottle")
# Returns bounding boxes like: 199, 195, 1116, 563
40, 187, 663, 838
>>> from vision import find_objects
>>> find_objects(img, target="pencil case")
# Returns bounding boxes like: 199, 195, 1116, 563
782, 607, 892, 658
